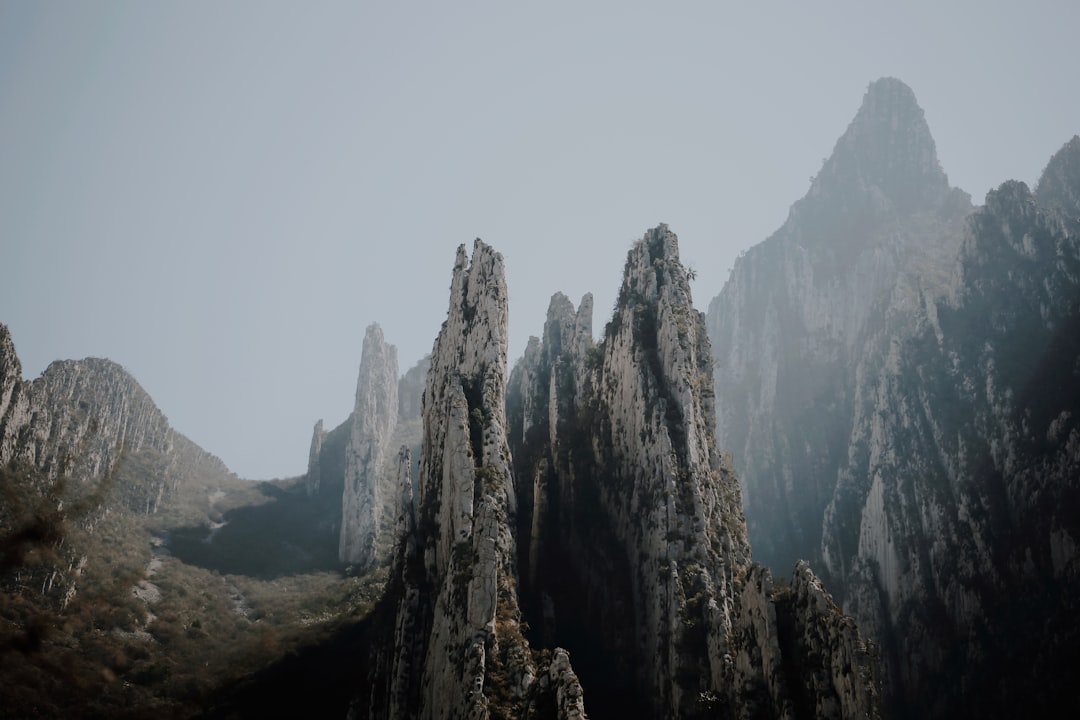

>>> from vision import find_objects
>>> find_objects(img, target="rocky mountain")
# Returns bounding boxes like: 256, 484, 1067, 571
0, 322, 295, 716
0, 321, 409, 718
339, 324, 400, 567
0, 323, 236, 603
359, 239, 584, 719
707, 77, 1080, 717
305, 329, 426, 571
355, 232, 880, 719
706, 77, 972, 575
3, 225, 883, 718
1, 326, 232, 507
25, 76, 1074, 719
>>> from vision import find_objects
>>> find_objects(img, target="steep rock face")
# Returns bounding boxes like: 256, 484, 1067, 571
0, 334, 229, 513
1035, 134, 1080, 217
306, 419, 326, 497
0, 324, 234, 610
340, 324, 399, 567
708, 77, 1080, 717
360, 240, 583, 720
306, 344, 426, 566
0, 325, 31, 467
398, 355, 431, 423
821, 153, 1080, 717
10, 358, 175, 491
508, 226, 880, 720
706, 77, 971, 574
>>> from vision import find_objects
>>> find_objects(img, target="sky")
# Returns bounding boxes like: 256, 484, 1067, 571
1, 1, 1077, 479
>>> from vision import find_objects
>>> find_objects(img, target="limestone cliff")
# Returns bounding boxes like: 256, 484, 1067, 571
707, 76, 1080, 717
706, 77, 972, 575
821, 150, 1080, 717
340, 324, 399, 567
0, 328, 231, 512
398, 354, 431, 423
306, 344, 426, 567
306, 419, 326, 497
358, 239, 586, 720
0, 323, 234, 609
0, 325, 31, 467
508, 226, 880, 720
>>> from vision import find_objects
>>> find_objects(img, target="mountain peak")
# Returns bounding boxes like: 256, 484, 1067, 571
861, 76, 921, 113
808, 77, 951, 215
1035, 134, 1080, 217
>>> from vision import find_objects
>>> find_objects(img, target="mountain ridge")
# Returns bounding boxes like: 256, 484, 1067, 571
708, 78, 1080, 717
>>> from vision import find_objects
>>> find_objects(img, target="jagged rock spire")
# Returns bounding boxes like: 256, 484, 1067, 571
573, 225, 753, 717
306, 419, 326, 497
509, 225, 879, 719
418, 239, 513, 566
339, 323, 398, 567
360, 229, 879, 720
801, 77, 953, 231
360, 239, 586, 720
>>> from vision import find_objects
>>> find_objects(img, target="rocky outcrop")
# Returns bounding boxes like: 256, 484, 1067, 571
306, 419, 326, 497
1035, 134, 1080, 218
0, 328, 230, 512
822, 158, 1080, 717
707, 77, 1080, 718
707, 77, 972, 575
0, 324, 234, 611
732, 561, 878, 720
339, 324, 399, 567
398, 355, 431, 423
508, 226, 880, 719
360, 239, 575, 720
9, 357, 175, 491
0, 325, 31, 467
305, 334, 427, 567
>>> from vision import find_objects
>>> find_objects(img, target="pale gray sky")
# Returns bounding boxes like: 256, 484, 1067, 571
2, 1, 1077, 479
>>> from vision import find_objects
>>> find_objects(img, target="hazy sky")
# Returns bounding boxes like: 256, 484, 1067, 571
2, 1, 1077, 479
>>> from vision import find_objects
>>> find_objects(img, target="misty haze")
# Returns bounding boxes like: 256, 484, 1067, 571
2, 3, 1079, 719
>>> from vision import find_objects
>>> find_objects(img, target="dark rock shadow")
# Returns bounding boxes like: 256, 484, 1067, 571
169, 483, 341, 578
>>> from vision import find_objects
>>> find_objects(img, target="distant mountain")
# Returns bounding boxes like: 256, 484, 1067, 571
707, 78, 1080, 717
707, 77, 972, 576
303, 325, 426, 572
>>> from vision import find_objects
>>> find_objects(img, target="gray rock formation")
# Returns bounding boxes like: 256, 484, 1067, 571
398, 355, 431, 422
0, 325, 31, 467
360, 239, 585, 720
0, 328, 229, 510
508, 226, 880, 720
0, 323, 234, 608
707, 77, 972, 575
306, 419, 326, 497
707, 76, 1080, 718
305, 337, 427, 567
823, 156, 1080, 717
340, 323, 399, 567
